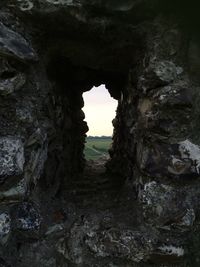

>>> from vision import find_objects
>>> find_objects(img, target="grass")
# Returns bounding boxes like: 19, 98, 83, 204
84, 137, 112, 160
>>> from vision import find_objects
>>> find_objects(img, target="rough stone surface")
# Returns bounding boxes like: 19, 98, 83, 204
0, 22, 37, 61
0, 1, 198, 267
0, 137, 24, 183
0, 212, 11, 245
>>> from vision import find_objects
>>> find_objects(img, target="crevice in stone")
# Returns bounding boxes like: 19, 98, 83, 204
43, 55, 129, 199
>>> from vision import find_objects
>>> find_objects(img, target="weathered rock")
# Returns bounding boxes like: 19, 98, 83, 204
11, 202, 41, 239
0, 22, 37, 61
140, 181, 185, 225
0, 212, 11, 245
0, 73, 26, 96
24, 128, 48, 187
156, 244, 184, 258
0, 179, 26, 204
138, 60, 183, 93
56, 216, 157, 265
0, 137, 24, 184
0, 2, 199, 267
85, 228, 155, 263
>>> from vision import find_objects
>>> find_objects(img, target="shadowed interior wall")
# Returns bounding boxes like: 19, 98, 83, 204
44, 57, 128, 194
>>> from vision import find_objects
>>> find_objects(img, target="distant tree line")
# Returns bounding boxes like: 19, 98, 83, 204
87, 136, 111, 139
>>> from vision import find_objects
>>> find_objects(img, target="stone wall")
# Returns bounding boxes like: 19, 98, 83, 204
0, 1, 199, 266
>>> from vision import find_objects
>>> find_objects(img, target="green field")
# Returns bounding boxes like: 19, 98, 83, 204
84, 137, 112, 160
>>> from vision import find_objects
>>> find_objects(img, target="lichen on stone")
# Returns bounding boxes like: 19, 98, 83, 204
0, 137, 25, 181
179, 140, 200, 174
17, 0, 34, 11
158, 245, 184, 257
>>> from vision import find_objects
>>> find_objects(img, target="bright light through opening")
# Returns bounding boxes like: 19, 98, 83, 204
83, 85, 117, 136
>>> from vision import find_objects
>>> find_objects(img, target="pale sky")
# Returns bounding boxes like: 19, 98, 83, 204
83, 85, 118, 136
